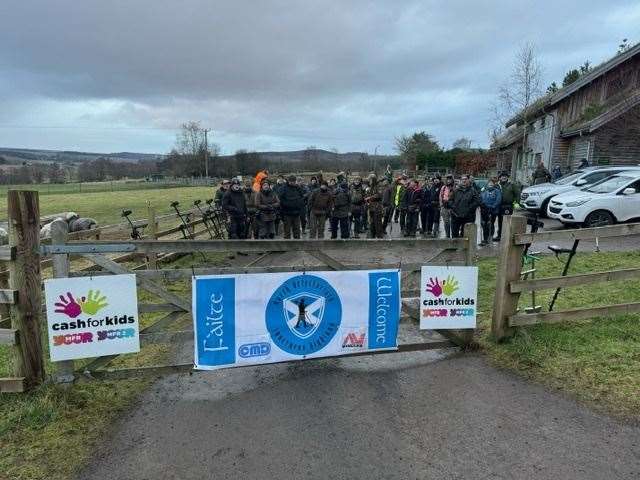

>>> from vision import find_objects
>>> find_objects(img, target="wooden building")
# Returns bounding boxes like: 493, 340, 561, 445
494, 42, 640, 183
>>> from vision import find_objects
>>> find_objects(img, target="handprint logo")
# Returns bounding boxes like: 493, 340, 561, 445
79, 290, 108, 315
54, 292, 82, 318
442, 275, 460, 296
425, 277, 443, 297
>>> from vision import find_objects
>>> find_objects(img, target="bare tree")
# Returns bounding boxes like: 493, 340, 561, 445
491, 42, 545, 177
452, 137, 473, 151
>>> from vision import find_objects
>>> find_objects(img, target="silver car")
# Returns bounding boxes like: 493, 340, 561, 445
520, 166, 640, 216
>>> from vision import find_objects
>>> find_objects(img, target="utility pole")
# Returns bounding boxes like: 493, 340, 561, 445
203, 128, 211, 178
373, 145, 380, 173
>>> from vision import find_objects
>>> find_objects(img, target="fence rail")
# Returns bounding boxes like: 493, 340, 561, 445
492, 217, 640, 340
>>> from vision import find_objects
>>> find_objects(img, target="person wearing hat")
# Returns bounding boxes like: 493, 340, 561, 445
308, 181, 333, 238
278, 175, 305, 239
494, 171, 521, 241
256, 180, 280, 239
221, 178, 247, 239
214, 179, 231, 208
365, 174, 384, 238
349, 176, 365, 237
330, 181, 351, 239
243, 179, 258, 239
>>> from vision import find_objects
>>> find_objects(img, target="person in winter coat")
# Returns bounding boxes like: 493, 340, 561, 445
308, 181, 333, 238
382, 180, 394, 233
419, 179, 433, 235
405, 179, 423, 237
428, 175, 443, 237
350, 177, 366, 237
331, 182, 351, 239
395, 178, 409, 233
532, 161, 552, 185
278, 175, 305, 239
449, 175, 480, 238
255, 181, 280, 239
214, 179, 230, 208
552, 164, 562, 180
273, 176, 286, 236
298, 177, 310, 235
494, 171, 521, 241
221, 179, 247, 239
439, 174, 455, 238
392, 177, 406, 224
365, 174, 384, 238
243, 180, 258, 239
480, 177, 502, 245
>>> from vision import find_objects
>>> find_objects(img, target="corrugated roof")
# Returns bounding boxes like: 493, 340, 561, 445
505, 42, 640, 127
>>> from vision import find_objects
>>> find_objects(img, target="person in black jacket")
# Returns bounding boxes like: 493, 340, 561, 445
331, 182, 351, 239
221, 179, 247, 239
428, 175, 443, 237
278, 175, 305, 239
419, 178, 433, 235
349, 177, 365, 238
405, 179, 423, 237
449, 175, 480, 238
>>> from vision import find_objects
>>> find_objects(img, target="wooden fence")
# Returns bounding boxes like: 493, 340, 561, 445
0, 190, 479, 391
492, 216, 640, 340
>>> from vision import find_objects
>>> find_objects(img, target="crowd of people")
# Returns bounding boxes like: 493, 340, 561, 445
213, 169, 522, 245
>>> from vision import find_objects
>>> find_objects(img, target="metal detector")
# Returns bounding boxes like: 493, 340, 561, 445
205, 198, 226, 238
193, 199, 215, 239
121, 209, 143, 240
170, 201, 195, 240
547, 240, 580, 311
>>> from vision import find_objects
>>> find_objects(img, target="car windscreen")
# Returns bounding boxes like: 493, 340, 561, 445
585, 175, 634, 193
554, 171, 583, 185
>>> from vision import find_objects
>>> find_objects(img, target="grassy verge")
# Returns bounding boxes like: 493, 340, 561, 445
0, 252, 226, 480
0, 185, 214, 225
476, 250, 640, 418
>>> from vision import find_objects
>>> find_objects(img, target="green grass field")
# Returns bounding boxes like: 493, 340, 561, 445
0, 185, 215, 225
0, 179, 204, 196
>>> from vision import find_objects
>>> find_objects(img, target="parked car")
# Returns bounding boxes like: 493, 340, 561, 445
547, 172, 640, 227
520, 166, 640, 216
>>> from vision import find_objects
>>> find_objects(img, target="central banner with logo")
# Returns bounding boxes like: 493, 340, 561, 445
192, 270, 401, 370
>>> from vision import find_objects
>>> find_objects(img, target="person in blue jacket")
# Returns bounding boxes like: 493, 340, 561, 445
480, 177, 502, 245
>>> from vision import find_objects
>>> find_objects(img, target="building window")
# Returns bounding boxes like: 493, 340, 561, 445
540, 116, 546, 130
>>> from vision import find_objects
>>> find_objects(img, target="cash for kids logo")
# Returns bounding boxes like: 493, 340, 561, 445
422, 275, 475, 317
51, 290, 136, 346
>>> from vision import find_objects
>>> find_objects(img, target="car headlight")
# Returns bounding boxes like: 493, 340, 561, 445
566, 199, 590, 207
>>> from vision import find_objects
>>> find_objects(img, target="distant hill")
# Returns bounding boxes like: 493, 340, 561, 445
0, 147, 163, 165
0, 147, 397, 166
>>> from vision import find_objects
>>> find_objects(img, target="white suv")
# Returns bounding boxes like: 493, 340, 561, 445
547, 172, 640, 227
520, 166, 640, 216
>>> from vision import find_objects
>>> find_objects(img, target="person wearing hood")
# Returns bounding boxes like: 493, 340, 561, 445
308, 181, 333, 238
221, 178, 247, 239
256, 180, 280, 239
243, 179, 258, 239
278, 175, 305, 239
480, 177, 502, 245
494, 171, 521, 241
439, 174, 455, 238
330, 181, 351, 239
350, 176, 365, 238
365, 174, 384, 238
449, 175, 480, 238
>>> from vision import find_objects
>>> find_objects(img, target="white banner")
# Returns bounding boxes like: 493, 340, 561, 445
44, 275, 140, 361
192, 270, 401, 370
419, 266, 478, 329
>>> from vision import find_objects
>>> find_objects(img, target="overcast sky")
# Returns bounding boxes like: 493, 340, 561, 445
0, 1, 639, 155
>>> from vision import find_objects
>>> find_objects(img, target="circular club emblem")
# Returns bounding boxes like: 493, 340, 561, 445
266, 274, 342, 355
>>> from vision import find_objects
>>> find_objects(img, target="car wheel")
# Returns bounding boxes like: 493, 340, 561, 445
539, 198, 551, 218
584, 210, 615, 228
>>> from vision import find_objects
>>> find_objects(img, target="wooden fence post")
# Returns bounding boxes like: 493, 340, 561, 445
8, 190, 45, 388
491, 215, 527, 341
51, 219, 74, 384
147, 203, 158, 270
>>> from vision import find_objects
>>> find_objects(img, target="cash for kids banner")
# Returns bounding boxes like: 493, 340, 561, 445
420, 266, 478, 329
44, 275, 140, 361
193, 270, 401, 370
